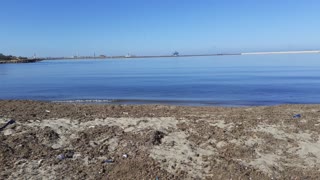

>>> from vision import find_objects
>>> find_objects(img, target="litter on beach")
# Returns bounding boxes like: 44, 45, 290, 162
0, 119, 16, 132
104, 159, 114, 163
56, 150, 75, 160
56, 154, 65, 160
293, 114, 301, 118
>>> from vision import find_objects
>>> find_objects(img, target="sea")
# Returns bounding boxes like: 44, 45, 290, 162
1, 54, 320, 106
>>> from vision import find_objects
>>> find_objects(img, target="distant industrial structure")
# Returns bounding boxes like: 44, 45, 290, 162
125, 53, 132, 58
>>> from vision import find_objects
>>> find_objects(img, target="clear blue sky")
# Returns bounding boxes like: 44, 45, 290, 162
1, 0, 320, 57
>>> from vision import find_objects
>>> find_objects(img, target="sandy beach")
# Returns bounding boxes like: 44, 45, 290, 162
1, 100, 320, 179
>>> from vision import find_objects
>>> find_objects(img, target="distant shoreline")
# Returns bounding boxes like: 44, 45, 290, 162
42, 50, 320, 61
241, 50, 320, 55
1, 50, 319, 64
0, 58, 43, 64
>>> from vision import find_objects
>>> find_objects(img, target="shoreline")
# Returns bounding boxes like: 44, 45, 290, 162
49, 99, 315, 107
1, 50, 318, 63
39, 50, 320, 61
1, 100, 320, 179
0, 98, 311, 107
0, 59, 43, 64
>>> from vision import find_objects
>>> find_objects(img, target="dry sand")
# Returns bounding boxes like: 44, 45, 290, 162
1, 100, 320, 179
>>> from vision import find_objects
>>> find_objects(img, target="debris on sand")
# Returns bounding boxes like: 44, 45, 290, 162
151, 131, 165, 145
103, 159, 114, 164
56, 150, 74, 160
2, 100, 320, 179
42, 127, 60, 141
0, 119, 15, 132
56, 154, 65, 160
293, 114, 301, 118
64, 150, 75, 158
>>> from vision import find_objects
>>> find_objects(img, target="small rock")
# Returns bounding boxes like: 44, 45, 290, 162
38, 159, 44, 166
42, 127, 60, 141
57, 150, 74, 160
57, 154, 65, 160
3, 129, 14, 136
45, 110, 50, 113
72, 152, 82, 159
99, 168, 106, 174
65, 150, 74, 158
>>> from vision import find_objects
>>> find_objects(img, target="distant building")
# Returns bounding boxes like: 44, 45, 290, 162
172, 51, 179, 56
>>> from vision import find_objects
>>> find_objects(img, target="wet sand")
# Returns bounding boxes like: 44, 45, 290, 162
1, 100, 320, 179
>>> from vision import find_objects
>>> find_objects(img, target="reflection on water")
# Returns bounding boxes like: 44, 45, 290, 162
0, 65, 7, 76
1, 54, 320, 106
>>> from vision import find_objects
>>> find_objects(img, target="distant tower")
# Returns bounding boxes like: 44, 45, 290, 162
94, 52, 96, 58
33, 53, 37, 59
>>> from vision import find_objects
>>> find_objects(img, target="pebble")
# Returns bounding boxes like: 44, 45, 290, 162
65, 151, 74, 158
38, 159, 44, 166
57, 154, 65, 160
3, 129, 14, 136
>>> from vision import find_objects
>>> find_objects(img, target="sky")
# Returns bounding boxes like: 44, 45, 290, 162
0, 0, 320, 57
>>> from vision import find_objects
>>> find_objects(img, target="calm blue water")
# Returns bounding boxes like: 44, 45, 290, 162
1, 54, 320, 106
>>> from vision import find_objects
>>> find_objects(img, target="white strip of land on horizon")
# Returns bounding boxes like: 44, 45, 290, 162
241, 50, 320, 55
